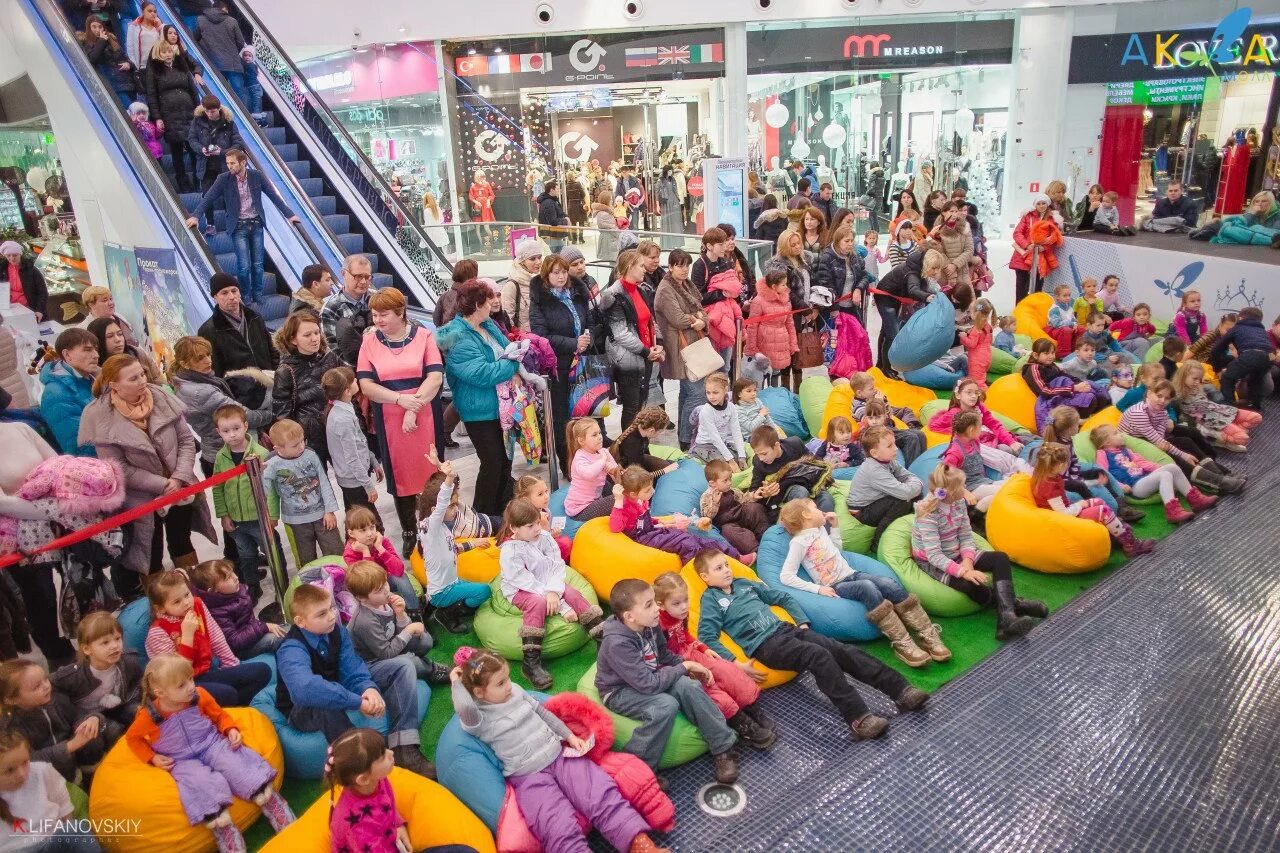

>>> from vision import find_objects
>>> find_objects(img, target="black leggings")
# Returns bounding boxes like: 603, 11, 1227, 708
467, 419, 514, 517
150, 503, 196, 567
614, 364, 652, 432
939, 550, 1013, 607
342, 485, 384, 531
168, 138, 193, 191
1167, 425, 1216, 475
9, 563, 74, 664
393, 494, 417, 540
1014, 269, 1032, 304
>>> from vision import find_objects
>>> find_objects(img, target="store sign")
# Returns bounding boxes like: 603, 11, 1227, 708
300, 41, 439, 102
1106, 78, 1208, 105
1069, 11, 1280, 84
448, 29, 724, 86
554, 117, 617, 165
473, 129, 509, 163
747, 20, 1014, 73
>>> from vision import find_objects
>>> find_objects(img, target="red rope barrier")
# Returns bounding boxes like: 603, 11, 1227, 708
740, 287, 914, 328
0, 463, 249, 570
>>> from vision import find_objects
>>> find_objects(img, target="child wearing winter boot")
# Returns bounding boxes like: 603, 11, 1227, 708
1031, 443, 1154, 557
699, 460, 772, 557
1041, 407, 1145, 523
777, 498, 947, 666
345, 561, 452, 685
611, 467, 753, 565
1090, 424, 1217, 524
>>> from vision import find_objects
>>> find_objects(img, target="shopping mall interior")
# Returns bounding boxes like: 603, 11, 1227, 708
0, 0, 1277, 850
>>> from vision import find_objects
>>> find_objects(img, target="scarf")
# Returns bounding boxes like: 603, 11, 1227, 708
153, 598, 213, 675
621, 279, 654, 348
550, 286, 582, 337
111, 386, 154, 433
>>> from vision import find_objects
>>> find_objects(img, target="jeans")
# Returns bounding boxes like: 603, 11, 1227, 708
833, 572, 908, 607
232, 216, 266, 304
754, 624, 909, 724
222, 69, 248, 107
228, 520, 271, 586
368, 656, 421, 747
396, 636, 438, 681
1014, 269, 1033, 304
196, 661, 272, 707
512, 587, 594, 630
238, 631, 283, 660
429, 580, 492, 609
875, 297, 900, 372
894, 428, 926, 466
784, 484, 834, 513
605, 677, 737, 770
466, 419, 513, 516
676, 378, 707, 447
930, 550, 1013, 607
848, 495, 915, 550
388, 571, 418, 608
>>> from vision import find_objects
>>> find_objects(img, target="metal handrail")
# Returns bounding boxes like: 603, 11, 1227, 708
23, 0, 219, 293
225, 0, 451, 297
151, 0, 346, 277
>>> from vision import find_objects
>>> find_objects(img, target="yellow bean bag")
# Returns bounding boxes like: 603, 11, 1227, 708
89, 706, 283, 853
985, 373, 1038, 432
867, 367, 936, 415
985, 474, 1110, 574
819, 380, 912, 440
569, 517, 682, 599
680, 557, 796, 688
922, 427, 950, 449
1013, 292, 1054, 342
411, 542, 501, 587
1081, 405, 1121, 433
260, 767, 495, 853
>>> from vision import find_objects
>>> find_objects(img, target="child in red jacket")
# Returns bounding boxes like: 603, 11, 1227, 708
344, 506, 418, 616
744, 269, 798, 379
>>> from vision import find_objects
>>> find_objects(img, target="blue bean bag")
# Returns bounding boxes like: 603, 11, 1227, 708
548, 485, 586, 539
753, 525, 903, 641
903, 360, 966, 391
252, 680, 430, 780
119, 597, 151, 659
757, 386, 810, 440
907, 442, 1005, 486
832, 465, 858, 480
650, 458, 710, 516
889, 295, 955, 372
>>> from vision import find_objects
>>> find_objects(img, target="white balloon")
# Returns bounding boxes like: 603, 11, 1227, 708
822, 122, 847, 149
791, 137, 810, 159
26, 167, 49, 193
764, 101, 789, 129
955, 107, 975, 134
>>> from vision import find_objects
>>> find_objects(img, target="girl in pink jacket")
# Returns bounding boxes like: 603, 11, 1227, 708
744, 270, 798, 373
564, 418, 619, 521
704, 269, 744, 353
958, 298, 994, 386
927, 378, 1032, 479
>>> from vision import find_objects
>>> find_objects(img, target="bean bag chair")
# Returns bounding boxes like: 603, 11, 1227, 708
1013, 292, 1053, 342
1081, 405, 1120, 433
575, 665, 708, 769
868, 367, 937, 415
260, 767, 495, 853
1143, 341, 1164, 364
647, 443, 685, 461
818, 380, 856, 439
569, 517, 682, 598
920, 399, 1028, 439
758, 386, 810, 440
68, 782, 88, 819
876, 515, 984, 617
753, 525, 903, 642
985, 474, 1110, 574
826, 479, 875, 554
90, 706, 284, 853
472, 567, 599, 661
119, 596, 151, 659
798, 375, 835, 436
650, 458, 711, 516
680, 557, 796, 688
889, 295, 956, 372
984, 373, 1038, 432
410, 543, 500, 588
282, 556, 364, 623
988, 344, 1018, 376
904, 361, 966, 391
1072, 422, 1175, 507
906, 443, 948, 485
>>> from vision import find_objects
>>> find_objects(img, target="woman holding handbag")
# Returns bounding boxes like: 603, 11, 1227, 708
654, 249, 716, 450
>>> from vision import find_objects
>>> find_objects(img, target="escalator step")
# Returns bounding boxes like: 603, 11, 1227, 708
286, 161, 311, 179
207, 234, 235, 255
373, 274, 393, 288
274, 144, 299, 162
299, 178, 323, 196
258, 112, 276, 126
180, 193, 203, 212
362, 254, 380, 274
337, 233, 365, 254
264, 127, 287, 145
324, 214, 350, 233
310, 196, 337, 216
215, 252, 239, 271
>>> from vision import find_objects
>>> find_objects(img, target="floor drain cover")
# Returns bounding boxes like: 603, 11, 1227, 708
696, 782, 747, 817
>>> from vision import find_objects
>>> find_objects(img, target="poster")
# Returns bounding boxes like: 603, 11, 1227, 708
554, 115, 617, 168
102, 243, 148, 355
132, 247, 189, 374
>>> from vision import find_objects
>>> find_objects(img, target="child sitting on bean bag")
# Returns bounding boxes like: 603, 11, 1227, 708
611, 468, 750, 565
1031, 443, 1153, 557
1021, 339, 1109, 431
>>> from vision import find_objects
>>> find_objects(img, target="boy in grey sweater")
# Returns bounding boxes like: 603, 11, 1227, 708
846, 426, 923, 551
345, 561, 450, 684
262, 418, 343, 564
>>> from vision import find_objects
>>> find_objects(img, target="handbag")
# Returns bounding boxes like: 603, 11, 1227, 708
679, 330, 722, 382
568, 353, 613, 418
795, 319, 825, 369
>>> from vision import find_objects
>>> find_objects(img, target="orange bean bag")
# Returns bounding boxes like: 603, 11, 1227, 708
1013, 292, 1054, 342
680, 557, 796, 688
985, 474, 1111, 574
411, 542, 500, 588
569, 517, 682, 599
867, 367, 937, 415
984, 373, 1038, 432
1081, 405, 1121, 433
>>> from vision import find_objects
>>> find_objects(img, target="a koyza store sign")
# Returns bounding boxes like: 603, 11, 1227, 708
1070, 9, 1280, 84
747, 19, 1014, 74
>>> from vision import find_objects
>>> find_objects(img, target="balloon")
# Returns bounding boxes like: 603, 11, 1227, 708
790, 137, 810, 159
25, 167, 49, 194
955, 107, 975, 134
764, 101, 789, 129
822, 122, 847, 149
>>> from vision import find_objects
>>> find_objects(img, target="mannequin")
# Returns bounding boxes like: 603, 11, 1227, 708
1265, 127, 1280, 193
815, 154, 836, 193
747, 108, 764, 175
468, 168, 496, 223
766, 155, 792, 206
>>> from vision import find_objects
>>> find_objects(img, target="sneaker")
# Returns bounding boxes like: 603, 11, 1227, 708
895, 687, 930, 712
1118, 505, 1146, 523
423, 659, 452, 685
850, 713, 888, 741
712, 750, 739, 785
393, 745, 436, 779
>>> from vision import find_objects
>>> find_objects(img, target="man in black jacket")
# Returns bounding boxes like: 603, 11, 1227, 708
198, 272, 277, 408
535, 180, 568, 253
872, 248, 938, 378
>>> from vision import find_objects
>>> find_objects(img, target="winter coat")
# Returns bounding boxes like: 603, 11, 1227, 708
82, 33, 135, 95
754, 208, 790, 250
197, 306, 278, 378
599, 281, 658, 374
1008, 210, 1063, 273
764, 255, 813, 316
432, 283, 465, 329
704, 271, 743, 351
1, 258, 48, 320
815, 246, 866, 318
6, 693, 98, 769
535, 192, 567, 229
874, 248, 933, 306
593, 203, 620, 261
501, 263, 534, 332
744, 281, 797, 370
195, 584, 268, 656
171, 369, 273, 464
435, 317, 518, 422
193, 6, 244, 72
186, 105, 242, 182
131, 116, 164, 159
124, 20, 161, 70
144, 60, 198, 144
528, 275, 601, 380
37, 360, 96, 457
564, 178, 586, 220
51, 652, 142, 711
930, 218, 974, 276
77, 387, 217, 572
273, 349, 345, 462
652, 272, 708, 381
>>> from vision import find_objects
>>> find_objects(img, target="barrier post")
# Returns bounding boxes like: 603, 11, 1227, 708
244, 454, 288, 607
733, 316, 743, 382
1029, 244, 1042, 294
542, 385, 559, 492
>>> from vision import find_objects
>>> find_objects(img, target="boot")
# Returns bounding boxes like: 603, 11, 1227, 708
1185, 487, 1217, 512
434, 603, 470, 635
520, 629, 554, 689
895, 686, 930, 712
850, 713, 888, 740
742, 701, 776, 733
629, 833, 672, 853
393, 744, 436, 779
172, 552, 199, 570
400, 532, 417, 559
206, 813, 247, 853
711, 749, 739, 784
726, 711, 776, 749
1193, 463, 1245, 495
1189, 464, 1221, 495
252, 787, 296, 832
579, 605, 606, 640
1110, 522, 1155, 557
421, 658, 452, 685
994, 580, 1035, 641
1163, 499, 1194, 524
1117, 500, 1146, 523
1014, 598, 1049, 618
866, 600, 930, 667
1203, 458, 1245, 482
893, 594, 951, 663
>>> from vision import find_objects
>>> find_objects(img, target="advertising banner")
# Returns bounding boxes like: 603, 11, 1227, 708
747, 20, 1014, 74
132, 247, 190, 372
101, 243, 148, 355
554, 116, 617, 167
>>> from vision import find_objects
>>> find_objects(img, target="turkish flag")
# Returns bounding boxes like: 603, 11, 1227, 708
456, 56, 481, 77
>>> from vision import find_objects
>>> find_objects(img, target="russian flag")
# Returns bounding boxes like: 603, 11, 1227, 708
625, 46, 658, 67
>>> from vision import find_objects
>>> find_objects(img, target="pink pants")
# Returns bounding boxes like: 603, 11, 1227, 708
1076, 498, 1116, 525
512, 587, 593, 630
685, 647, 761, 719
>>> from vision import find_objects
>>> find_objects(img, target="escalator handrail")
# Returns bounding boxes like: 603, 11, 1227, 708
151, 0, 346, 278
22, 0, 220, 293
225, 0, 453, 285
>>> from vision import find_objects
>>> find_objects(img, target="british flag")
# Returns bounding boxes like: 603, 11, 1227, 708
657, 46, 691, 64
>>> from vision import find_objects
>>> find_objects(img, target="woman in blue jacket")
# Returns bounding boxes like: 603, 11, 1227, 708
38, 328, 99, 457
437, 278, 521, 516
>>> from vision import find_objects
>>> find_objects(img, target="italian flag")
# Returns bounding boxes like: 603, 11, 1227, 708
689, 43, 722, 63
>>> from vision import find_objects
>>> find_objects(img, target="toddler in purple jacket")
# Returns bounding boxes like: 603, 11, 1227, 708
192, 560, 287, 660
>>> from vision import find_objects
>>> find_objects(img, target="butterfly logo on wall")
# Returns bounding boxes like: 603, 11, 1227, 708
1154, 261, 1202, 313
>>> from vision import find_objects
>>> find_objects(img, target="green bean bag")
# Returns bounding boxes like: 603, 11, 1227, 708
798, 375, 835, 437
876, 515, 984, 617
68, 782, 88, 820
988, 345, 1018, 376
827, 479, 875, 554
1143, 342, 1164, 363
648, 444, 685, 462
575, 664, 708, 768
472, 567, 599, 661
1071, 428, 1175, 507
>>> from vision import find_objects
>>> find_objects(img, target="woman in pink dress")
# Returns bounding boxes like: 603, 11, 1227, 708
357, 287, 443, 557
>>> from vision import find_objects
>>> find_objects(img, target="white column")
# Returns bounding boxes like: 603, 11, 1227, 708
721, 22, 748, 159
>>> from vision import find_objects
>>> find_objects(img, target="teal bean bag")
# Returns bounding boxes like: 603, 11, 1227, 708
876, 515, 984, 617
651, 458, 711, 516
472, 567, 599, 661
549, 485, 586, 539
798, 375, 835, 437
753, 525, 902, 642
1072, 430, 1175, 506
758, 386, 810, 440
889, 295, 955, 372
576, 665, 707, 768
904, 361, 966, 391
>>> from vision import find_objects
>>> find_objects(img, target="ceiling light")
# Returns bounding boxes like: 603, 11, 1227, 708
466, 46, 477, 55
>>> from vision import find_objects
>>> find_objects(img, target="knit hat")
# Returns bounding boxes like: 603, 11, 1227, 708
479, 277, 502, 294
559, 246, 585, 264
210, 272, 240, 296
618, 231, 639, 252
514, 239, 544, 262
0, 241, 22, 256
1033, 192, 1052, 205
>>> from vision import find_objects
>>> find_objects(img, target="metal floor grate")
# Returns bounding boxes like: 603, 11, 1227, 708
626, 401, 1280, 853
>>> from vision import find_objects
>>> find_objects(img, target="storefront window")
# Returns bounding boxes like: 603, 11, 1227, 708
746, 16, 1014, 238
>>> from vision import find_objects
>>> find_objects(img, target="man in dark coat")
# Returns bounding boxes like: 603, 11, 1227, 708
198, 272, 278, 408
535, 180, 568, 253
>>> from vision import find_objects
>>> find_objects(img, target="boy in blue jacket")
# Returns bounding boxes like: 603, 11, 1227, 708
694, 548, 928, 741
275, 584, 434, 777
1212, 307, 1276, 409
